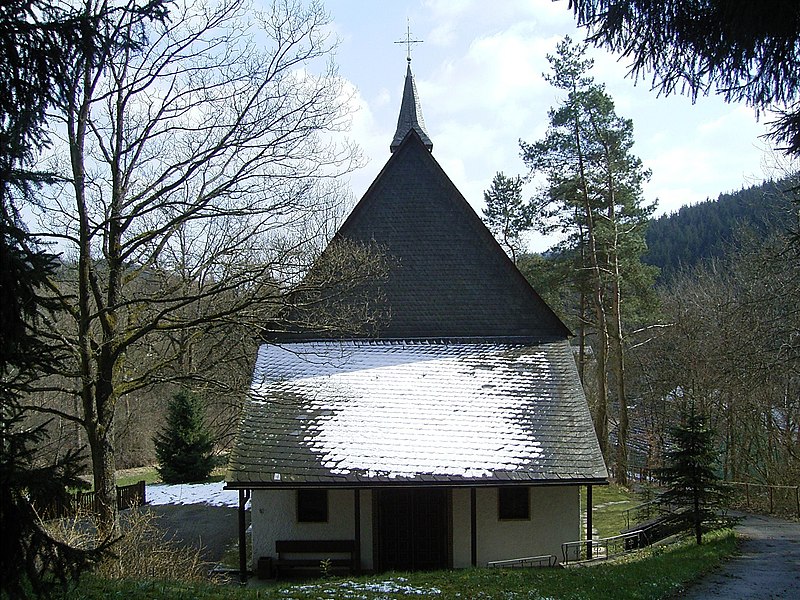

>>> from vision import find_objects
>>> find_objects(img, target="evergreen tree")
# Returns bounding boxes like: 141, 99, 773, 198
520, 36, 657, 481
154, 390, 215, 484
569, 1, 800, 156
482, 172, 532, 263
657, 404, 729, 545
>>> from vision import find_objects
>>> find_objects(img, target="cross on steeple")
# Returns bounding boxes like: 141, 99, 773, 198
394, 20, 423, 63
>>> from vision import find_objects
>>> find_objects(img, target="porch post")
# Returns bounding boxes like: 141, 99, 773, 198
354, 488, 362, 574
586, 485, 593, 560
470, 488, 477, 567
238, 489, 251, 584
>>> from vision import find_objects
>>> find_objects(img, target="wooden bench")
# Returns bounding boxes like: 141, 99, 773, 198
274, 539, 357, 578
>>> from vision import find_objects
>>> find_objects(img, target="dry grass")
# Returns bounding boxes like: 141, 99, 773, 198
45, 507, 210, 583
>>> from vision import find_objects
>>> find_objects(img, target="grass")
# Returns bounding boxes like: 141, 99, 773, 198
116, 466, 162, 487
67, 529, 737, 600
585, 483, 642, 539
76, 465, 228, 490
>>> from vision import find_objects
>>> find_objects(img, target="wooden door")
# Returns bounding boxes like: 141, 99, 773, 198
375, 488, 450, 571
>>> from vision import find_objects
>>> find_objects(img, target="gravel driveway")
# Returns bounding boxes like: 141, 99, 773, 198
677, 513, 800, 599
145, 504, 246, 564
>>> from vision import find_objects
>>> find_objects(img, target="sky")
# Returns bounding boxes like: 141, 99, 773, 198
321, 0, 781, 250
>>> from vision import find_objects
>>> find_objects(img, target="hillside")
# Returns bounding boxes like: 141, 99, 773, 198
644, 177, 798, 281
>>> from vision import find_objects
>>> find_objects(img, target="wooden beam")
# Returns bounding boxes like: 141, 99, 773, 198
470, 488, 477, 567
354, 489, 362, 574
238, 489, 250, 584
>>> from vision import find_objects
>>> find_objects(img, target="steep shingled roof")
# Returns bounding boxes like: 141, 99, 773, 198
390, 63, 433, 153
322, 129, 570, 339
227, 63, 606, 492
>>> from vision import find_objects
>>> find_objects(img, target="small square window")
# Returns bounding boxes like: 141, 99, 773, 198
498, 487, 529, 520
297, 489, 328, 523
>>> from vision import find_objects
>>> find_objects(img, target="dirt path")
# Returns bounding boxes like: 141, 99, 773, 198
677, 513, 800, 599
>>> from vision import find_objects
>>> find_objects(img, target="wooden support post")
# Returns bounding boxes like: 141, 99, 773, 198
354, 489, 362, 574
769, 486, 774, 513
795, 486, 799, 519
586, 485, 593, 560
470, 488, 477, 567
745, 483, 750, 508
238, 489, 250, 584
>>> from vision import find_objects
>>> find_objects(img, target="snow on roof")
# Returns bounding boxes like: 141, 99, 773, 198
227, 339, 607, 487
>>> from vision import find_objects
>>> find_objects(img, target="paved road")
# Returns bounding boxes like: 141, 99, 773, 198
677, 513, 800, 599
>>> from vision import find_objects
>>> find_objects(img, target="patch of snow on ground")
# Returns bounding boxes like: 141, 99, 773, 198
146, 481, 240, 507
283, 577, 441, 597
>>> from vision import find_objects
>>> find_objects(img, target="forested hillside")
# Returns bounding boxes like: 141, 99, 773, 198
644, 177, 798, 281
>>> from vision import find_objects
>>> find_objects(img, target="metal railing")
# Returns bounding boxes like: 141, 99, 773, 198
729, 482, 800, 518
487, 554, 558, 568
562, 529, 648, 564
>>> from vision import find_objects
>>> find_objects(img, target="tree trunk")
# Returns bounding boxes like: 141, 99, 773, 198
573, 111, 609, 461
88, 415, 118, 535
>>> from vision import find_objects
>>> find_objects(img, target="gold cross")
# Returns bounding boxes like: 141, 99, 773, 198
394, 20, 423, 63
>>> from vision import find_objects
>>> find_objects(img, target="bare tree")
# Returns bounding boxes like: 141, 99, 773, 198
28, 0, 367, 532
634, 225, 800, 486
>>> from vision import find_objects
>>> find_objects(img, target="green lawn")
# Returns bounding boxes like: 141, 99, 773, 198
584, 483, 642, 539
68, 529, 737, 600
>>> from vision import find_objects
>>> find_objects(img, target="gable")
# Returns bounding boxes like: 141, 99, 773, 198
327, 131, 569, 339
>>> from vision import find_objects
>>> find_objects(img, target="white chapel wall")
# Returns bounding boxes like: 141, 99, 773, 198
250, 489, 373, 571
252, 486, 578, 571
452, 486, 580, 567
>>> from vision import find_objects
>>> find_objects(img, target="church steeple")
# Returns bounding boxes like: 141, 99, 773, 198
390, 62, 433, 154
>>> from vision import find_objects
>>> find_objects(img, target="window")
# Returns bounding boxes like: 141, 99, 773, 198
498, 487, 529, 520
297, 489, 328, 522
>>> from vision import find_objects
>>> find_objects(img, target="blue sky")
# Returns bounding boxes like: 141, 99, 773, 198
323, 0, 778, 249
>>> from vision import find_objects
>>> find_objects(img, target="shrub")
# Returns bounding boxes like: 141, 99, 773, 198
46, 507, 208, 582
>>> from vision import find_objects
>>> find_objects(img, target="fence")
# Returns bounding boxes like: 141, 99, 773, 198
729, 481, 800, 518
487, 554, 558, 568
562, 529, 648, 564
38, 480, 146, 520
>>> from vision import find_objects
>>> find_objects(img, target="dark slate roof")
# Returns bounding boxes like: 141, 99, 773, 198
304, 130, 569, 339
390, 63, 433, 153
226, 339, 608, 488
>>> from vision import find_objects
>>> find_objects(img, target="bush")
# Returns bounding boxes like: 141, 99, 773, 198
46, 507, 208, 582
153, 389, 215, 484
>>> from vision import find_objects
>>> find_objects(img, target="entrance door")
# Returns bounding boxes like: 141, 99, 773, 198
375, 488, 450, 571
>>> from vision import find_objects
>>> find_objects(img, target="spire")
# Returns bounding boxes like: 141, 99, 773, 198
390, 63, 434, 153
390, 23, 433, 153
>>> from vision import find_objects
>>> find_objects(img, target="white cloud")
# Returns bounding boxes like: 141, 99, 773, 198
327, 0, 774, 250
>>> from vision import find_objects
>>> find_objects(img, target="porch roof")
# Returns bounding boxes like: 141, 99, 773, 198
226, 338, 607, 489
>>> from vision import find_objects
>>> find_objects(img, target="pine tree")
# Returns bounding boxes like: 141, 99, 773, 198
657, 404, 729, 545
154, 390, 215, 484
482, 172, 532, 263
520, 36, 658, 481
